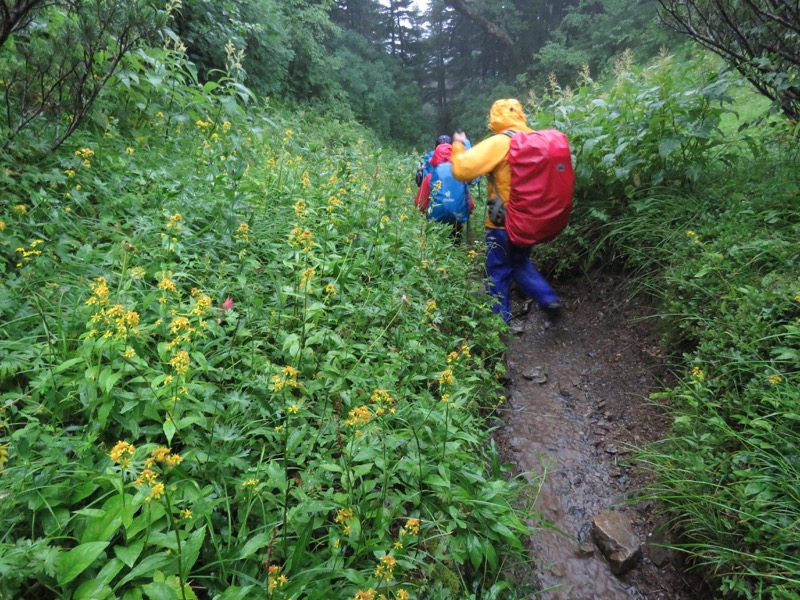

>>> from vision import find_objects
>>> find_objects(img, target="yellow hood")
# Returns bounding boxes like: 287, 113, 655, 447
488, 98, 528, 133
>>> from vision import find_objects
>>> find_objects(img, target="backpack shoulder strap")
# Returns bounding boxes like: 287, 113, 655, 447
486, 130, 517, 201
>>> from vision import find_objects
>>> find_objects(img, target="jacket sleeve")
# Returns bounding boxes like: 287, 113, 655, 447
450, 135, 510, 183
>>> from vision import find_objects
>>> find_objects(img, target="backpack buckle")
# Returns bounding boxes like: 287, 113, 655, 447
489, 198, 506, 226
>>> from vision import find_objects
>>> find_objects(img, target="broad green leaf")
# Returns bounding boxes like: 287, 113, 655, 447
238, 533, 272, 560
115, 540, 145, 568
56, 541, 109, 585
74, 580, 113, 600
214, 586, 255, 600
163, 419, 177, 445
115, 553, 174, 588
142, 582, 178, 600
658, 137, 682, 157
81, 494, 123, 544
179, 526, 206, 579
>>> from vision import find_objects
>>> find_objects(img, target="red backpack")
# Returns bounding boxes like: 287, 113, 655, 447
496, 129, 575, 247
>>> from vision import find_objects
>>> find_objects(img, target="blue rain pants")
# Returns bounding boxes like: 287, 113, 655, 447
485, 228, 559, 323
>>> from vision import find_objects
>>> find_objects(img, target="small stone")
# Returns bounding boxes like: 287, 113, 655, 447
549, 564, 565, 577
592, 510, 642, 575
523, 366, 548, 384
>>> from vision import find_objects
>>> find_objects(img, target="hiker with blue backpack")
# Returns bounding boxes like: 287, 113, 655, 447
416, 134, 452, 187
451, 98, 574, 324
415, 136, 473, 242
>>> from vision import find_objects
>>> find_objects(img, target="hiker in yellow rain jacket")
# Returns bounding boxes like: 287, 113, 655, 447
451, 98, 561, 323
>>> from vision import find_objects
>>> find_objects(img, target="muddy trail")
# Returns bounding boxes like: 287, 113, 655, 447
494, 272, 704, 600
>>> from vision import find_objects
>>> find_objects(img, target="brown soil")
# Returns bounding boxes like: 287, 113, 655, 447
494, 271, 707, 599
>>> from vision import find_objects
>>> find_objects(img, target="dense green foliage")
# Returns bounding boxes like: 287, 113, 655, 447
0, 22, 534, 600
3, 0, 800, 598
529, 50, 800, 598
659, 0, 800, 121
0, 0, 167, 157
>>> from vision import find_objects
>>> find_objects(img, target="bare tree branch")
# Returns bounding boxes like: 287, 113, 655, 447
443, 0, 515, 51
659, 0, 800, 120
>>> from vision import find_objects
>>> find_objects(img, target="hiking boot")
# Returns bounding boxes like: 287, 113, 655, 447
541, 302, 562, 321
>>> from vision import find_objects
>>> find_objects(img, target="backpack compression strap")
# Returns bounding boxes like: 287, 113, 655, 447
484, 130, 519, 226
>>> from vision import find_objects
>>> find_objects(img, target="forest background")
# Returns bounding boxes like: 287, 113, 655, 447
1, 1, 799, 599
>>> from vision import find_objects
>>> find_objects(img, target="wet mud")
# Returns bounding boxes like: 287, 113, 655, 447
495, 272, 702, 600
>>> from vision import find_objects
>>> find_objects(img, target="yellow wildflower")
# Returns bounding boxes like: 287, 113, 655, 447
146, 482, 165, 502
439, 368, 454, 386
109, 441, 136, 467
166, 213, 182, 230
135, 469, 159, 485
425, 300, 437, 317
370, 389, 394, 405
374, 554, 397, 580
0, 445, 10, 470
335, 507, 354, 524
169, 316, 191, 334
345, 405, 372, 427
12, 204, 27, 215
159, 277, 177, 292
401, 517, 420, 536
169, 350, 190, 375
145, 447, 171, 467
267, 564, 288, 593
235, 223, 249, 242
294, 199, 307, 219
300, 268, 315, 284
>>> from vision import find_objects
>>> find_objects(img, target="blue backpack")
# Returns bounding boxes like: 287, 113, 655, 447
427, 163, 470, 223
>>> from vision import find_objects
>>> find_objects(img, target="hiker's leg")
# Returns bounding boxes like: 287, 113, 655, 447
509, 246, 559, 307
452, 221, 464, 245
485, 228, 513, 322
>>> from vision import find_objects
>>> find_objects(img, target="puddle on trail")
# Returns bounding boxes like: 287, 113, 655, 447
495, 277, 696, 600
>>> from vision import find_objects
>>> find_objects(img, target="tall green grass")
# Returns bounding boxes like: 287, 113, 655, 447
531, 46, 800, 597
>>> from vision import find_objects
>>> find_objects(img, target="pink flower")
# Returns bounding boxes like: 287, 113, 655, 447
221, 297, 234, 312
